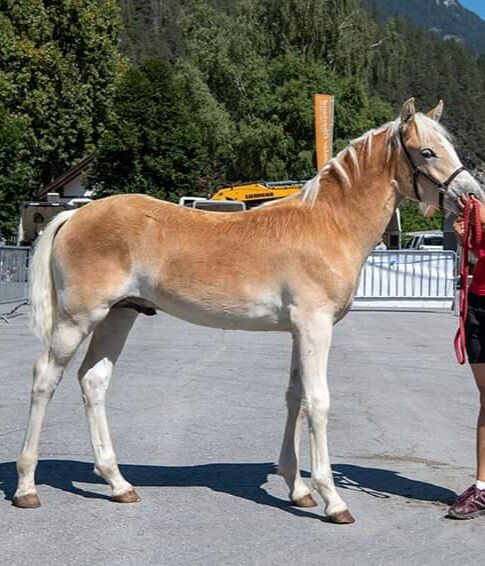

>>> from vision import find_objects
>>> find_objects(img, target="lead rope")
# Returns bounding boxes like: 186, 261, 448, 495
454, 198, 482, 364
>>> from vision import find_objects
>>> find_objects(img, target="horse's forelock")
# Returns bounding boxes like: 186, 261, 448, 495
414, 113, 453, 145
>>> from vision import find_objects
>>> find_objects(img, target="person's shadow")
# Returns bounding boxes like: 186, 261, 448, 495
0, 459, 456, 519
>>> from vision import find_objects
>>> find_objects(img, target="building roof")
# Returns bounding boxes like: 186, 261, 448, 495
39, 154, 95, 198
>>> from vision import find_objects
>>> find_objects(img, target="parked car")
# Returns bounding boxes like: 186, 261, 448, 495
404, 231, 444, 251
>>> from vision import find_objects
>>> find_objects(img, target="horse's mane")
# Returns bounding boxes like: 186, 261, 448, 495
293, 113, 453, 207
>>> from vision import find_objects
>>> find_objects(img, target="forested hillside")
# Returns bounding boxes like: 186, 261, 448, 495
115, 0, 485, 168
2, 0, 485, 237
93, 0, 393, 201
363, 0, 485, 55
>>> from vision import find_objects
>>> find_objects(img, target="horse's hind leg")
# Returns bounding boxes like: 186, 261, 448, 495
14, 319, 90, 508
77, 308, 139, 502
278, 339, 317, 508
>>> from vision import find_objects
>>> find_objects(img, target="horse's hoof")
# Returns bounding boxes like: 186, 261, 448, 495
327, 509, 355, 524
12, 493, 41, 509
110, 489, 141, 503
292, 494, 318, 508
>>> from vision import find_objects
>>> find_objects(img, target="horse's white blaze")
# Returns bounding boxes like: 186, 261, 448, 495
13, 101, 484, 519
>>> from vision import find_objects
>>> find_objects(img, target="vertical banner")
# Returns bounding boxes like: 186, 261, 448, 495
314, 94, 335, 171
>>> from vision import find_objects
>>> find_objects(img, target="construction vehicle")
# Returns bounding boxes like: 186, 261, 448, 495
178, 180, 304, 213
210, 180, 304, 209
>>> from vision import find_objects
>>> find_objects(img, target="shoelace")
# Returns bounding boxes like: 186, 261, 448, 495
454, 198, 482, 365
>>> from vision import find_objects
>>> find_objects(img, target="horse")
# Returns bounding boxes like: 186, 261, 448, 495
12, 98, 483, 523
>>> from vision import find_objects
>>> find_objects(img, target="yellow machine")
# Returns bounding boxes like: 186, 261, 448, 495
179, 93, 335, 210
210, 180, 303, 208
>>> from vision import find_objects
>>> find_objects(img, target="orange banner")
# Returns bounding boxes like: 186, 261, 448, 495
314, 94, 335, 171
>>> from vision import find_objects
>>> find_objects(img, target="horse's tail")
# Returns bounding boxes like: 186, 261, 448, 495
30, 210, 77, 347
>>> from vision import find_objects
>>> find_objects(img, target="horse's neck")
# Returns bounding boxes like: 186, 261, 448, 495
312, 129, 399, 260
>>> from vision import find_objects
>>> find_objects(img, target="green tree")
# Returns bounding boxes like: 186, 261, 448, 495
400, 201, 443, 234
90, 60, 208, 200
0, 0, 122, 236
370, 17, 485, 166
0, 105, 32, 235
178, 0, 393, 183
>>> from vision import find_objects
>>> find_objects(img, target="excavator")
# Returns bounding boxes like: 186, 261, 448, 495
210, 180, 303, 208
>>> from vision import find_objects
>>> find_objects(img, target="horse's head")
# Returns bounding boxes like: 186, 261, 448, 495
396, 98, 483, 213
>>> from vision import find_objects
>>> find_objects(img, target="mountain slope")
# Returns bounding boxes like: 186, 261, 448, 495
363, 0, 485, 55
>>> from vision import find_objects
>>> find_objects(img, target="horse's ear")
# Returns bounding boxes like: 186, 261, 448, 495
400, 97, 416, 124
427, 99, 444, 122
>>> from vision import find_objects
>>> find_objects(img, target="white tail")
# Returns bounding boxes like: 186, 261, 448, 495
30, 210, 77, 346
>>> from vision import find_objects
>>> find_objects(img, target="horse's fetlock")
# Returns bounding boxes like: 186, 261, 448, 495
311, 473, 333, 491
94, 458, 117, 478
17, 453, 36, 474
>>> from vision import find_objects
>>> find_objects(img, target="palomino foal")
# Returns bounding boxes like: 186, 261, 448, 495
13, 99, 482, 523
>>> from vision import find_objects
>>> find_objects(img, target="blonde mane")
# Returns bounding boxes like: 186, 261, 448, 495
298, 113, 453, 207
299, 119, 400, 206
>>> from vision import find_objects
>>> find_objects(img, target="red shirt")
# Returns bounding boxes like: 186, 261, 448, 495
470, 238, 485, 296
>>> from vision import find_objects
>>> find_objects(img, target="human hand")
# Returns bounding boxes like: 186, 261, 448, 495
453, 216, 465, 243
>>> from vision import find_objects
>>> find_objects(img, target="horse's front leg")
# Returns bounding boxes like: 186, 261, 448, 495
292, 308, 355, 524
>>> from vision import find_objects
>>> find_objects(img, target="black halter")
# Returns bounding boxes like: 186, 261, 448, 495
398, 126, 466, 209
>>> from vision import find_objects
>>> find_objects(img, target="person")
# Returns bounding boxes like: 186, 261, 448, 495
449, 194, 485, 519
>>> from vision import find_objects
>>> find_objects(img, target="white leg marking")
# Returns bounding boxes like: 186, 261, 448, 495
15, 321, 88, 503
278, 339, 312, 502
78, 308, 138, 497
293, 309, 348, 517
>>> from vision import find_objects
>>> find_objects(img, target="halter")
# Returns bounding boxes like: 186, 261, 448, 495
398, 126, 466, 209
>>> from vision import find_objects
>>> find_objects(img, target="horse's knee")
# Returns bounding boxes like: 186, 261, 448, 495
79, 358, 112, 406
302, 395, 330, 422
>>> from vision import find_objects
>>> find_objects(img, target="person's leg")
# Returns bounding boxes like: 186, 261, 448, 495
448, 299, 485, 518
470, 364, 485, 483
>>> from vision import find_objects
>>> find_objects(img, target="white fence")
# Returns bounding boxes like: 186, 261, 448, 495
353, 250, 457, 310
0, 246, 30, 306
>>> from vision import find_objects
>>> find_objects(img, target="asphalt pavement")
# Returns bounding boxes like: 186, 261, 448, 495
0, 306, 483, 565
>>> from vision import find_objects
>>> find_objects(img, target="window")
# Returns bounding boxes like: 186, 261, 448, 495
423, 236, 443, 246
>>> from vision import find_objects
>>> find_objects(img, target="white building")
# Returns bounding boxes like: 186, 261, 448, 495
19, 155, 95, 244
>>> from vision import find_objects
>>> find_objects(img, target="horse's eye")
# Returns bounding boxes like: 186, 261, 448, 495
421, 148, 436, 159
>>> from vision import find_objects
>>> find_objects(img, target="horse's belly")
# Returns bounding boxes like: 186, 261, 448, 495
151, 293, 291, 331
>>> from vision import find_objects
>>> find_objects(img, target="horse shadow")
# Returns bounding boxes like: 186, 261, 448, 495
0, 460, 456, 519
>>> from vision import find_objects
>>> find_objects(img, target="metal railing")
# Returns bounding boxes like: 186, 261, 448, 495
353, 250, 457, 310
0, 246, 31, 305
0, 247, 460, 312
